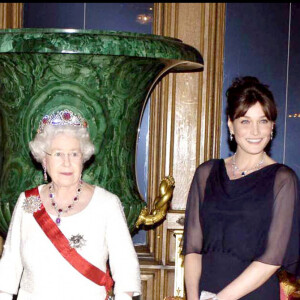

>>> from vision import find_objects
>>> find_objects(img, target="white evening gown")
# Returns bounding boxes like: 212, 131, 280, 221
0, 185, 141, 300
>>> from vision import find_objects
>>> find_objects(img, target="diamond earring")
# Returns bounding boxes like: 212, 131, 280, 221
230, 133, 234, 141
43, 165, 48, 182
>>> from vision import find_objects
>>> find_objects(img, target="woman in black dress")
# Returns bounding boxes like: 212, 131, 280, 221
183, 76, 300, 300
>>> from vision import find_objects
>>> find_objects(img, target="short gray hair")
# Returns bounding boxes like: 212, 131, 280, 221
29, 125, 95, 163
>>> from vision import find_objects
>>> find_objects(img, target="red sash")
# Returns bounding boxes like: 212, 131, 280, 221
25, 187, 114, 299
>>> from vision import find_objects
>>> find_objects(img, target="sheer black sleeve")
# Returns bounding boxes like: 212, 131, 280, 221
256, 165, 300, 275
182, 160, 215, 255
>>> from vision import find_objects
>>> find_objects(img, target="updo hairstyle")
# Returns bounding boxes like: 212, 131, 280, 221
226, 76, 277, 122
29, 125, 95, 163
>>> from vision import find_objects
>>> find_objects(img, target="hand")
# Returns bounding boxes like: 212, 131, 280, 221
200, 291, 218, 300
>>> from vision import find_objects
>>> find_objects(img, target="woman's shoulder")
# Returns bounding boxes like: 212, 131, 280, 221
18, 184, 46, 203
92, 185, 122, 207
195, 158, 221, 174
92, 186, 126, 218
191, 159, 222, 185
93, 185, 119, 198
274, 163, 299, 181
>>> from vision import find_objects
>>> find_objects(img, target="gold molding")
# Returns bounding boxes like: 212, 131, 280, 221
151, 3, 226, 212
139, 3, 226, 299
0, 235, 3, 257
173, 230, 184, 297
0, 3, 23, 29
149, 0, 226, 249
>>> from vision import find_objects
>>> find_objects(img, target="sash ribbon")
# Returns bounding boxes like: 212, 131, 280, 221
25, 187, 114, 299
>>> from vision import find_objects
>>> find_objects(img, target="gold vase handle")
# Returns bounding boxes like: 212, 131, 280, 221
135, 175, 175, 228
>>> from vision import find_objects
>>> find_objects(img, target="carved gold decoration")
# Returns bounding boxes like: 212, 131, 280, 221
0, 3, 23, 29
164, 297, 185, 300
173, 230, 185, 298
278, 270, 300, 298
135, 176, 175, 228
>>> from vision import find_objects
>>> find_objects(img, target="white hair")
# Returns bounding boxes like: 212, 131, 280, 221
29, 125, 95, 163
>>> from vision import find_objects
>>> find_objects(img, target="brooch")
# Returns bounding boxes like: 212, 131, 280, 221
69, 234, 86, 249
22, 196, 42, 214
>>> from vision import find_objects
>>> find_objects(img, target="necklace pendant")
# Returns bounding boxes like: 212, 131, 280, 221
56, 217, 61, 225
49, 180, 83, 225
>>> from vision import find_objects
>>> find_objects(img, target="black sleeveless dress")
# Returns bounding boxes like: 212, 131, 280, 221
182, 159, 300, 299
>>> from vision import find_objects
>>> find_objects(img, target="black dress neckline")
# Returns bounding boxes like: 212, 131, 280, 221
183, 158, 300, 299
220, 159, 280, 182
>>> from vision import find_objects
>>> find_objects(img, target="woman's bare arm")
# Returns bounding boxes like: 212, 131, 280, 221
216, 261, 280, 300
184, 253, 202, 300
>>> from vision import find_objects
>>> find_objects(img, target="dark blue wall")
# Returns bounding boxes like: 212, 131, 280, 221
221, 3, 300, 179
24, 3, 153, 33
85, 3, 153, 33
24, 3, 85, 29
285, 4, 300, 177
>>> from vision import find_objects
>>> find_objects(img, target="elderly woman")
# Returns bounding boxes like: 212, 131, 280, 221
183, 77, 300, 300
0, 109, 141, 300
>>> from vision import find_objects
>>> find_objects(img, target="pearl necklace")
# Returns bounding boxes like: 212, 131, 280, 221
49, 180, 83, 225
232, 152, 265, 178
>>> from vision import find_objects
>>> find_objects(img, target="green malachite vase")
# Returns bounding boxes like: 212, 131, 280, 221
0, 28, 203, 234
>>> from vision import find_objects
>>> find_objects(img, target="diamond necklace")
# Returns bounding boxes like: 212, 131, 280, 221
49, 180, 83, 225
232, 152, 265, 178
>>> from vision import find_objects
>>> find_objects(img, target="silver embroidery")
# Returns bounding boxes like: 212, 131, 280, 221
23, 196, 42, 214
69, 234, 86, 249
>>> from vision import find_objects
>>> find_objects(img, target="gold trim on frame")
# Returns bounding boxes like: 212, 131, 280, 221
0, 3, 23, 29
173, 230, 184, 298
0, 236, 3, 257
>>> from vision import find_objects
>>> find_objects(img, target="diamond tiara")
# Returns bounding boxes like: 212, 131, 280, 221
37, 109, 88, 134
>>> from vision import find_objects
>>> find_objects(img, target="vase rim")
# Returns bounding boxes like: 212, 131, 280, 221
0, 28, 204, 68
0, 28, 182, 42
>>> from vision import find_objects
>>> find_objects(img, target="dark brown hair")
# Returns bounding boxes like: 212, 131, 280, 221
226, 76, 277, 122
